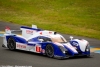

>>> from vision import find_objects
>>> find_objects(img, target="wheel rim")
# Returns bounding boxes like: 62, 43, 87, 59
8, 39, 15, 50
46, 45, 54, 57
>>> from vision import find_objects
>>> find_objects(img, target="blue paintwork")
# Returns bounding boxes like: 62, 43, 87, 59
70, 40, 82, 53
6, 35, 27, 44
5, 34, 90, 58
64, 45, 78, 56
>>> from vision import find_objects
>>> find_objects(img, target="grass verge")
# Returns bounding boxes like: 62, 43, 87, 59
0, 0, 100, 39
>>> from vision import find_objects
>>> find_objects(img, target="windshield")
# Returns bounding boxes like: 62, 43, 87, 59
50, 35, 67, 43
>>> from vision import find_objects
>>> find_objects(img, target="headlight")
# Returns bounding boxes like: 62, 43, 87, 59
86, 44, 90, 51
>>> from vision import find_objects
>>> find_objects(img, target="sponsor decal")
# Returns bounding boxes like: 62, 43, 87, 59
36, 46, 41, 52
26, 30, 33, 34
35, 44, 41, 53
16, 44, 26, 49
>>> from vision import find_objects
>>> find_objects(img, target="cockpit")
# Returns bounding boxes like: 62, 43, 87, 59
38, 34, 67, 43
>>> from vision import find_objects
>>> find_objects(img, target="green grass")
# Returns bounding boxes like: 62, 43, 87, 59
0, 0, 100, 39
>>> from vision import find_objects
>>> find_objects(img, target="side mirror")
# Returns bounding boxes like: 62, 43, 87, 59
70, 36, 73, 40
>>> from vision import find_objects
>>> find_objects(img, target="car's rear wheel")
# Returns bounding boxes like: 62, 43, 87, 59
7, 37, 16, 50
45, 44, 54, 58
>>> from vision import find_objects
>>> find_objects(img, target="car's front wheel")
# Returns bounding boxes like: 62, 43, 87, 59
45, 44, 54, 58
7, 37, 16, 50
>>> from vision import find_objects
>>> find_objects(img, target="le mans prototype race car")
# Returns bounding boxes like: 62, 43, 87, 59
2, 25, 90, 59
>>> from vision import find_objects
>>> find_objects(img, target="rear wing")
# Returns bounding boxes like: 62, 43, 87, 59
5, 26, 22, 34
20, 25, 42, 38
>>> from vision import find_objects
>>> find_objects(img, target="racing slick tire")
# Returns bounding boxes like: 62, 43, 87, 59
45, 44, 54, 58
7, 37, 16, 50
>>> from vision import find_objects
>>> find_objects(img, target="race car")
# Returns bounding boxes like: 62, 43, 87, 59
2, 24, 90, 59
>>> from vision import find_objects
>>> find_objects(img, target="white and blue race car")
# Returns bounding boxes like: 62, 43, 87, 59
2, 25, 90, 59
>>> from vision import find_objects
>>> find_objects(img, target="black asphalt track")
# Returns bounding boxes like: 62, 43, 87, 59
0, 21, 100, 67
